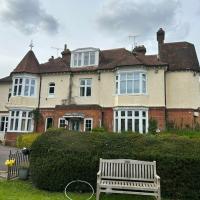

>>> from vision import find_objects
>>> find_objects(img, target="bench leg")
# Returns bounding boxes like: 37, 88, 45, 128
96, 185, 100, 200
156, 187, 161, 200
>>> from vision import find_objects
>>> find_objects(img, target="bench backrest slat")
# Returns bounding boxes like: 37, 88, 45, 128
99, 159, 156, 181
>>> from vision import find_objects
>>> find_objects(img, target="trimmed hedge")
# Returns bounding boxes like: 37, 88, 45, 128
30, 130, 200, 199
16, 133, 41, 148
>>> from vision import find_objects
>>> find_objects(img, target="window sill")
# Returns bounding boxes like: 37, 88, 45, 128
115, 93, 148, 96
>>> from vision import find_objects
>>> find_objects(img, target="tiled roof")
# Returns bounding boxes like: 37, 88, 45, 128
12, 50, 40, 74
0, 76, 12, 83
39, 48, 167, 73
160, 42, 200, 71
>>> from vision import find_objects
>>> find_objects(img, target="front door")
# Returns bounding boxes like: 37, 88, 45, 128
70, 120, 80, 131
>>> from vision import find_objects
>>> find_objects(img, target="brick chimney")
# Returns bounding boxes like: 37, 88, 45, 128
157, 28, 165, 57
61, 44, 71, 63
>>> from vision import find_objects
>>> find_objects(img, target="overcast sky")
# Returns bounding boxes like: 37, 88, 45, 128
0, 0, 199, 78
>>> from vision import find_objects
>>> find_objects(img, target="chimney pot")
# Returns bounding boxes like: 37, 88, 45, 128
157, 28, 165, 44
133, 45, 146, 55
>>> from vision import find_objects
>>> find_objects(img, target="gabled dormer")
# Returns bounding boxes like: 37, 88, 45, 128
70, 47, 99, 68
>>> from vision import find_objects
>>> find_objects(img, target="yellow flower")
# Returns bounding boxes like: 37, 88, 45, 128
5, 159, 15, 167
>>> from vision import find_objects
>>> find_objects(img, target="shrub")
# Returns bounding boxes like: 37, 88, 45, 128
16, 133, 41, 148
92, 127, 106, 132
30, 130, 200, 200
148, 118, 158, 133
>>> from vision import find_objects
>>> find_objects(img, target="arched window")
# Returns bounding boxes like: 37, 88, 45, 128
48, 82, 55, 97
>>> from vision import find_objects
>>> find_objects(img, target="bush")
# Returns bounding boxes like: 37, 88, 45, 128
16, 133, 42, 148
92, 127, 106, 132
30, 130, 200, 199
148, 118, 158, 133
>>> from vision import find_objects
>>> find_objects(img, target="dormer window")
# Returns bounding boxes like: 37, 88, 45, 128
71, 48, 99, 67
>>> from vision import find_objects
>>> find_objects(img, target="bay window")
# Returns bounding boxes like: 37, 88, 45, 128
114, 109, 148, 133
116, 71, 147, 95
12, 77, 36, 97
8, 110, 33, 132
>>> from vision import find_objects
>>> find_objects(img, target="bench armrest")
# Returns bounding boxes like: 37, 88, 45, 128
155, 174, 160, 185
97, 170, 101, 183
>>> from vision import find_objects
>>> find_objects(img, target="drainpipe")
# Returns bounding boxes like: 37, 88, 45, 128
164, 67, 167, 130
35, 74, 42, 132
68, 73, 73, 104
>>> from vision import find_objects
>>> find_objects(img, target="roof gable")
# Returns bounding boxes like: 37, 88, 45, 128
12, 50, 40, 74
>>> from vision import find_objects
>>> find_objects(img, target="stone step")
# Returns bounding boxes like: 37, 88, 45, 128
0, 171, 7, 179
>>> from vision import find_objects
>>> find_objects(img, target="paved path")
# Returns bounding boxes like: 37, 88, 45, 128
0, 145, 18, 171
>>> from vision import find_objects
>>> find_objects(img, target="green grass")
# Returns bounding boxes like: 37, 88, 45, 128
0, 180, 169, 200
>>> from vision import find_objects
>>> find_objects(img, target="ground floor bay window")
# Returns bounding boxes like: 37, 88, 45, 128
114, 108, 148, 133
8, 110, 34, 132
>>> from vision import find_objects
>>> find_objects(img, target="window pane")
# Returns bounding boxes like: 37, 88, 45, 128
16, 111, 19, 116
78, 53, 82, 66
115, 119, 118, 132
30, 86, 35, 96
142, 111, 146, 117
120, 73, 126, 81
74, 54, 78, 66
27, 119, 32, 131
134, 72, 140, 80
128, 119, 132, 131
19, 78, 23, 84
142, 74, 146, 93
21, 119, 26, 131
15, 79, 18, 84
14, 119, 19, 131
128, 111, 132, 116
25, 79, 29, 85
115, 111, 118, 117
84, 52, 89, 66
121, 119, 125, 132
120, 81, 126, 94
127, 80, 133, 93
49, 87, 54, 94
10, 119, 14, 130
134, 80, 140, 93
24, 85, 29, 96
143, 119, 146, 133
80, 80, 85, 85
135, 111, 139, 117
121, 111, 125, 117
80, 87, 85, 96
127, 73, 133, 79
86, 79, 91, 85
18, 85, 22, 95
22, 111, 26, 117
86, 87, 91, 96
135, 119, 139, 132
14, 86, 17, 96
31, 79, 35, 85
90, 52, 95, 65
59, 119, 66, 128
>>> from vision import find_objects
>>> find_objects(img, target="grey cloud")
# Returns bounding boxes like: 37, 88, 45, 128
96, 0, 187, 40
0, 0, 59, 35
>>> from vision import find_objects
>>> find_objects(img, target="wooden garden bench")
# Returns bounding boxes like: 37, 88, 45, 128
96, 158, 161, 200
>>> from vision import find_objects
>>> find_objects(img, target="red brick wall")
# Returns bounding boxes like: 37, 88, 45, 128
4, 132, 20, 146
167, 109, 198, 129
149, 107, 166, 130
37, 107, 114, 132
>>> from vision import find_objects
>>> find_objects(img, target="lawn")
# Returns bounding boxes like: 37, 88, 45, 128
0, 180, 169, 200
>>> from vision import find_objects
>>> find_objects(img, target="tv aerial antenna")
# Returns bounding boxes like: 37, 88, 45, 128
51, 46, 63, 57
128, 35, 139, 51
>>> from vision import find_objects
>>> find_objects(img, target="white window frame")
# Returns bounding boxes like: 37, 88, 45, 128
84, 118, 93, 132
80, 79, 92, 97
0, 115, 9, 132
58, 118, 67, 128
70, 48, 99, 68
8, 110, 34, 133
116, 70, 147, 95
12, 75, 37, 97
48, 82, 55, 97
113, 108, 148, 134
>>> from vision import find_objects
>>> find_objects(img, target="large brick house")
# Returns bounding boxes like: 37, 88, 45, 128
0, 28, 200, 145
